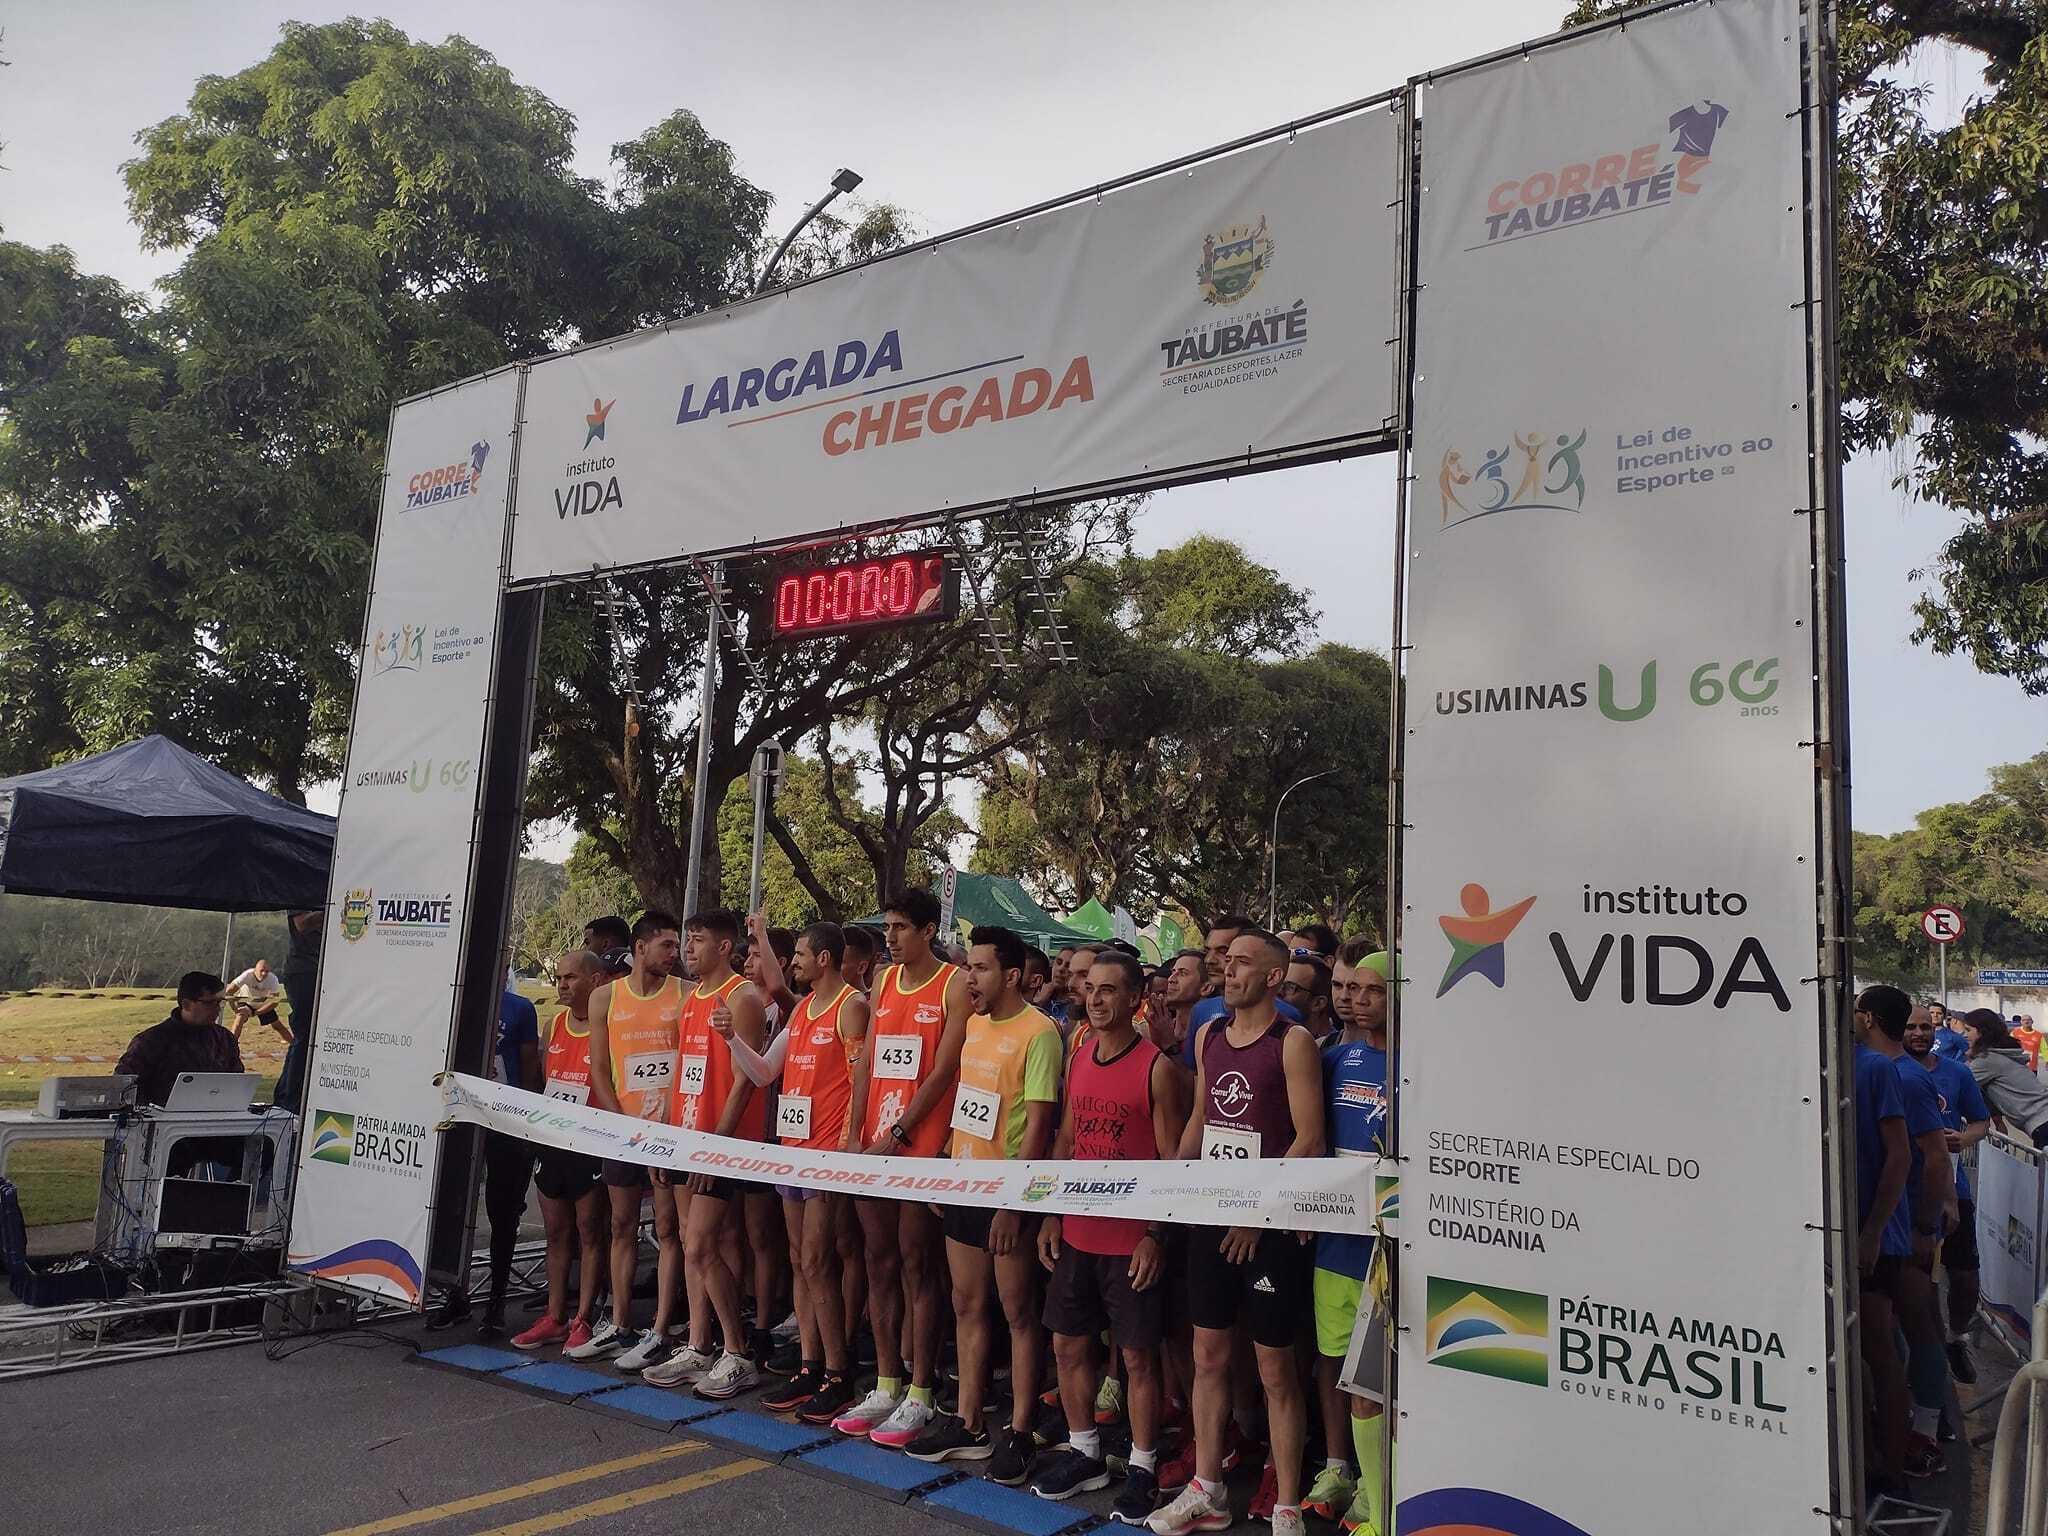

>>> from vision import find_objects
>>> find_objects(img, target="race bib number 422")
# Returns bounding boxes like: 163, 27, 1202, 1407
950, 1082, 1000, 1141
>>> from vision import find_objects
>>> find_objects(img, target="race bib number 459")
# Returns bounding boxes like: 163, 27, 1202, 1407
1203, 1123, 1261, 1161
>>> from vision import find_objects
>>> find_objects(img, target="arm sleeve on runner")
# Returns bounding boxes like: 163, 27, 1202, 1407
726, 1026, 790, 1088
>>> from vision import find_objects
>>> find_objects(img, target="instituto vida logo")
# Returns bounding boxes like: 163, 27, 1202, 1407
1160, 215, 1309, 398
1473, 97, 1731, 248
404, 440, 490, 511
672, 328, 1094, 460
1426, 1277, 1794, 1435
555, 397, 623, 519
1438, 879, 1791, 1010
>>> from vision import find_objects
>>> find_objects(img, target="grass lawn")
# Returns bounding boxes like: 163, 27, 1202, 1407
1, 989, 285, 1227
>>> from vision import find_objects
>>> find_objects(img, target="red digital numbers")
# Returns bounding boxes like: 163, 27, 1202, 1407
771, 553, 954, 640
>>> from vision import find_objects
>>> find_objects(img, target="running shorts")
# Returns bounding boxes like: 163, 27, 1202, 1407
1185, 1227, 1310, 1348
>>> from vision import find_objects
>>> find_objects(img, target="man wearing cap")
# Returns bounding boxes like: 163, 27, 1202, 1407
1305, 941, 1394, 1536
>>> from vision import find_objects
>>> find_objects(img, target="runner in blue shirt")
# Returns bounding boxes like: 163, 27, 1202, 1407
1904, 1003, 1992, 1384
1926, 1000, 1971, 1065
1303, 943, 1392, 1536
1851, 989, 1914, 1492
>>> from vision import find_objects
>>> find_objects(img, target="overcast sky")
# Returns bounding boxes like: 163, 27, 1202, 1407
3, 0, 2041, 836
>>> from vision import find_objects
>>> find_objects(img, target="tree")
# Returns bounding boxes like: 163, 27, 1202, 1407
1850, 752, 2048, 984
715, 754, 885, 925
1565, 2, 2048, 691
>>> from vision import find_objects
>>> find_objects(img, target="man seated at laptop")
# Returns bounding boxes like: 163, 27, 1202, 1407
116, 971, 245, 1107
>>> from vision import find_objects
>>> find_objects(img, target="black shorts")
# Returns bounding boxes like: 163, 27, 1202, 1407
688, 1176, 742, 1203
1043, 1244, 1164, 1350
602, 1159, 649, 1189
257, 1007, 281, 1026
1185, 1226, 1311, 1348
1943, 1199, 1979, 1271
1862, 1253, 1907, 1303
534, 1149, 603, 1202
942, 1203, 997, 1250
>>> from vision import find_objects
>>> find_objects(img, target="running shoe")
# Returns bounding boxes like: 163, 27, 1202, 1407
1338, 1487, 1381, 1536
988, 1426, 1035, 1487
565, 1320, 633, 1361
1111, 1465, 1160, 1524
1304, 1465, 1356, 1521
642, 1343, 717, 1388
798, 1373, 860, 1426
1270, 1508, 1306, 1536
833, 1386, 904, 1438
1247, 1458, 1277, 1521
511, 1315, 570, 1352
761, 1367, 821, 1414
771, 1310, 801, 1342
1221, 1423, 1253, 1474
1095, 1376, 1125, 1426
904, 1413, 993, 1462
695, 1350, 760, 1400
1946, 1337, 1978, 1384
870, 1396, 940, 1449
1147, 1482, 1232, 1535
616, 1330, 673, 1374
1903, 1434, 1947, 1479
1031, 1446, 1110, 1500
1156, 1439, 1197, 1493
562, 1318, 593, 1354
766, 1338, 804, 1377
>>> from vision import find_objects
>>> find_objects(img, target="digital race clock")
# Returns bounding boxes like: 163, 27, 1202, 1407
770, 552, 960, 641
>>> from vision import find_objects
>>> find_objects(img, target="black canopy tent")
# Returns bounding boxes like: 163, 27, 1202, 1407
0, 735, 334, 913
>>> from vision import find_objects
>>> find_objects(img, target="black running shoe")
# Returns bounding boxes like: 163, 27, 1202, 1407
905, 1414, 993, 1463
762, 1367, 821, 1414
1111, 1465, 1159, 1524
798, 1372, 860, 1426
766, 1338, 805, 1377
1946, 1338, 1977, 1384
988, 1426, 1035, 1487
1029, 1446, 1110, 1500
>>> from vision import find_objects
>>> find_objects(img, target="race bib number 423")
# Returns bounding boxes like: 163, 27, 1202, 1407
623, 1052, 674, 1088
872, 1035, 923, 1081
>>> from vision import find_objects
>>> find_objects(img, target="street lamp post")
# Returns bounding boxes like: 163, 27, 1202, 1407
1268, 769, 1336, 931
681, 170, 863, 920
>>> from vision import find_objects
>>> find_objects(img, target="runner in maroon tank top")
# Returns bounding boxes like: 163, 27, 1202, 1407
1153, 928, 1326, 1536
1034, 951, 1191, 1517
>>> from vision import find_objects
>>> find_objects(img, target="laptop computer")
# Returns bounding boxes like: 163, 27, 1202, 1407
162, 1072, 262, 1113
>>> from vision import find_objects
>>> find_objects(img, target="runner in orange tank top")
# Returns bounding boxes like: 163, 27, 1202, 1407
578, 912, 686, 1368
715, 920, 871, 1422
835, 887, 972, 1444
513, 947, 611, 1353
639, 908, 768, 1399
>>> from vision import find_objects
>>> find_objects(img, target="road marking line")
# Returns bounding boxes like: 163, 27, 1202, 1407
467, 1457, 768, 1536
321, 1441, 707, 1535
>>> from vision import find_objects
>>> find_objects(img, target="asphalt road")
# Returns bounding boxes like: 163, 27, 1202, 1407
0, 1332, 953, 1536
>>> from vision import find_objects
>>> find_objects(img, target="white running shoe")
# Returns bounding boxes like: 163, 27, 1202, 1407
615, 1330, 672, 1373
694, 1349, 760, 1400
1269, 1509, 1306, 1536
868, 1395, 938, 1449
1147, 1481, 1232, 1535
564, 1320, 632, 1361
832, 1386, 903, 1437
643, 1344, 717, 1388
771, 1310, 801, 1342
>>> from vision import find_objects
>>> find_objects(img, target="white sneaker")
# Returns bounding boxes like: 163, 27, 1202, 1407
868, 1395, 938, 1449
615, 1330, 672, 1373
1148, 1482, 1232, 1535
771, 1310, 801, 1343
1269, 1509, 1305, 1536
643, 1344, 717, 1388
694, 1349, 760, 1400
565, 1320, 631, 1361
832, 1386, 903, 1437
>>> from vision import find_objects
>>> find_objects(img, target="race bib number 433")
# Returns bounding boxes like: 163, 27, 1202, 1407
872, 1035, 923, 1081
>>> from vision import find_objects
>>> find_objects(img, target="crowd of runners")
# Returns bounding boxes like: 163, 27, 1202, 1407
459, 893, 1393, 1536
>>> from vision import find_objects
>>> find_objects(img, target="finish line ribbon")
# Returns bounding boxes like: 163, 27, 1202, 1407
438, 1073, 1390, 1235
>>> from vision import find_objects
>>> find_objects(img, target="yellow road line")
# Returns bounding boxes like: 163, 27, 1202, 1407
322, 1441, 707, 1536
468, 1456, 768, 1536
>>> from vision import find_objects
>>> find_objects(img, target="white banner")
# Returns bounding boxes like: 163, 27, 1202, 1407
287, 370, 520, 1307
1395, 5, 1829, 1535
1976, 1133, 2045, 1352
507, 109, 1399, 584
440, 1073, 1386, 1235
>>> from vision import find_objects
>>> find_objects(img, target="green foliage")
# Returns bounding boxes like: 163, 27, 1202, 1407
1851, 752, 2048, 984
0, 895, 287, 990
1566, 1, 2048, 691
716, 754, 893, 925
